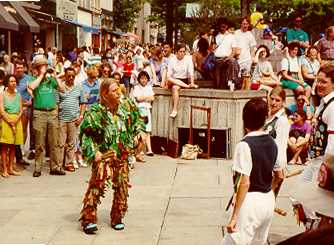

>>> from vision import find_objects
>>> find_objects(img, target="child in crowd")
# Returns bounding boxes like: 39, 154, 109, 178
251, 45, 279, 93
115, 53, 125, 74
288, 110, 312, 165
123, 56, 135, 94
131, 71, 155, 161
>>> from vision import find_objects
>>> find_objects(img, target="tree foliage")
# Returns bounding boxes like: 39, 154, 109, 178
113, 0, 144, 32
149, 0, 334, 44
256, 0, 334, 41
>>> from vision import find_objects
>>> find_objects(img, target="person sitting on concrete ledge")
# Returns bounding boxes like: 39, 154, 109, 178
280, 41, 312, 98
167, 43, 198, 118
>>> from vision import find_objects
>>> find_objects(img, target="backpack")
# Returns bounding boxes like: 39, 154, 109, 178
202, 53, 215, 72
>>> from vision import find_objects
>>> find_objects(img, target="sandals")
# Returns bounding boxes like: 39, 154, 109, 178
112, 223, 125, 231
146, 152, 154, 156
83, 223, 98, 234
136, 156, 146, 163
189, 84, 199, 89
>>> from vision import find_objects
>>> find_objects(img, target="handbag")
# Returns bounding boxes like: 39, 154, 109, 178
180, 144, 202, 160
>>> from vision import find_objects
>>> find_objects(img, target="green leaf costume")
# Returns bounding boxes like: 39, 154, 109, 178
79, 97, 144, 227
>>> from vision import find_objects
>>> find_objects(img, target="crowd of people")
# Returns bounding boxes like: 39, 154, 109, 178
0, 10, 333, 239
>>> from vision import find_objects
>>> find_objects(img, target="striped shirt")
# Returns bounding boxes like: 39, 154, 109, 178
80, 79, 100, 107
57, 84, 81, 122
87, 55, 102, 66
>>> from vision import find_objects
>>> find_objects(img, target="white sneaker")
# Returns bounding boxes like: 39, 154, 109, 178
128, 155, 136, 169
73, 160, 79, 169
79, 159, 88, 168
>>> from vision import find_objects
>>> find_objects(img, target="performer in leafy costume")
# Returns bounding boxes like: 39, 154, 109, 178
79, 78, 143, 234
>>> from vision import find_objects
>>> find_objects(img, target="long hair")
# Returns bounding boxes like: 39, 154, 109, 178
99, 78, 119, 106
198, 38, 209, 57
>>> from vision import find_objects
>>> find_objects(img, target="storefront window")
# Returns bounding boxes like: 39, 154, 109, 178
0, 33, 5, 54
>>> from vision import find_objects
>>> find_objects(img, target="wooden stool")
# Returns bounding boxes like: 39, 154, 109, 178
189, 105, 211, 159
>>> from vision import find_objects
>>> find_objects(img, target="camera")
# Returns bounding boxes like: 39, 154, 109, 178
46, 68, 54, 74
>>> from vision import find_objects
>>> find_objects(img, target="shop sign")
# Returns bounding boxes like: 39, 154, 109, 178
92, 13, 101, 29
57, 0, 77, 21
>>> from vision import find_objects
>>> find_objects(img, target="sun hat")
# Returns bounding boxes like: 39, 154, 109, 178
33, 55, 48, 66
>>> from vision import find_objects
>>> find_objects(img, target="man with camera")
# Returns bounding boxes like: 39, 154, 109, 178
28, 56, 66, 177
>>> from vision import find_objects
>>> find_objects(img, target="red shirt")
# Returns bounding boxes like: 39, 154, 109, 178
123, 63, 134, 77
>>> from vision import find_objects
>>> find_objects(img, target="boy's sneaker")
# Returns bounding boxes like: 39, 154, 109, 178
79, 159, 88, 168
73, 160, 79, 169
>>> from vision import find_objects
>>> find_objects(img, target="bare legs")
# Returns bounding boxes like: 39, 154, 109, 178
288, 137, 307, 164
168, 78, 198, 118
145, 133, 153, 154
170, 85, 180, 117
1, 144, 20, 177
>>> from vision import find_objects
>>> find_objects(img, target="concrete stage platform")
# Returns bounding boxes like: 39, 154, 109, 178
151, 87, 295, 157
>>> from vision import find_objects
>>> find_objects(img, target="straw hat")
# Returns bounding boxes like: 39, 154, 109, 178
33, 55, 48, 66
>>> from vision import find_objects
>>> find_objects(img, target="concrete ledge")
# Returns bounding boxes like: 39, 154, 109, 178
151, 88, 295, 157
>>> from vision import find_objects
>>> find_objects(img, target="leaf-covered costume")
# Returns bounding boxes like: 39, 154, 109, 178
79, 97, 144, 227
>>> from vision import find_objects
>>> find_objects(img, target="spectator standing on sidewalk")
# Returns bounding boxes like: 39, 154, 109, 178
57, 67, 82, 172
132, 71, 155, 161
15, 60, 32, 167
0, 75, 24, 177
28, 56, 66, 177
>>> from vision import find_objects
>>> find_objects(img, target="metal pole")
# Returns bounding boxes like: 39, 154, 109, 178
56, 23, 59, 47
8, 31, 11, 55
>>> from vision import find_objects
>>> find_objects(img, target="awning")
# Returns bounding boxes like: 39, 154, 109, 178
124, 32, 140, 40
10, 2, 39, 32
0, 3, 19, 31
64, 19, 100, 33
112, 31, 125, 36
1, 1, 39, 32
26, 8, 62, 25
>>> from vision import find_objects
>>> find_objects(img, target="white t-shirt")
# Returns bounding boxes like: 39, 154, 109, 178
281, 56, 300, 73
234, 29, 257, 65
265, 109, 290, 170
131, 84, 155, 109
167, 55, 194, 80
214, 32, 237, 58
192, 39, 199, 52
251, 60, 273, 82
301, 57, 320, 76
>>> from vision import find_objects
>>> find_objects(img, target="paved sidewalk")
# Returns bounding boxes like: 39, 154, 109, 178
0, 156, 303, 245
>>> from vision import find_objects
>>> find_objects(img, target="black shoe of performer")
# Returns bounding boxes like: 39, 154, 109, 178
83, 223, 98, 234
112, 223, 125, 231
